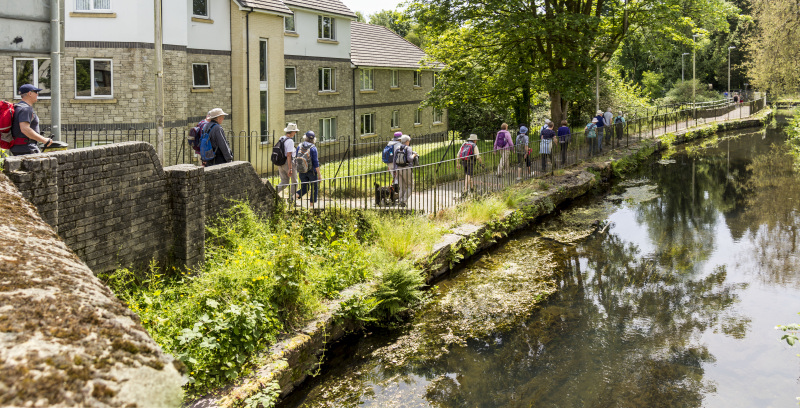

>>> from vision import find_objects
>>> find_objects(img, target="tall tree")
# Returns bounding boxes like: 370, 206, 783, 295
744, 0, 800, 95
369, 9, 412, 37
411, 0, 738, 124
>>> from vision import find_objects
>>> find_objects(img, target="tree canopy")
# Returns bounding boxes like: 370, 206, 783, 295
744, 0, 800, 95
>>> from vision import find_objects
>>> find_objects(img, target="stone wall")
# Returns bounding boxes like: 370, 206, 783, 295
0, 172, 184, 407
2, 141, 277, 274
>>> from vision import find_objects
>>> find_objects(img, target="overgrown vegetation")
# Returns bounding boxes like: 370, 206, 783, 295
785, 109, 800, 169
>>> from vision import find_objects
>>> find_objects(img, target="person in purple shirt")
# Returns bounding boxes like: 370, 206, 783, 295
557, 120, 571, 166
295, 131, 322, 208
540, 122, 556, 172
595, 110, 606, 153
494, 123, 514, 177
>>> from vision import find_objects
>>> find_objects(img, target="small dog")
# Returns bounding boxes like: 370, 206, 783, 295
374, 182, 399, 206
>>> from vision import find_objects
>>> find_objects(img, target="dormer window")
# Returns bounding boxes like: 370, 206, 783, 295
318, 16, 335, 40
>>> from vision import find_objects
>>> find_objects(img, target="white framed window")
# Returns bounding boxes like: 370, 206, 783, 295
76, 0, 111, 12
360, 69, 373, 91
285, 67, 297, 89
260, 40, 269, 141
391, 70, 399, 88
318, 15, 335, 40
414, 108, 422, 125
192, 0, 208, 17
361, 113, 375, 135
285, 14, 295, 32
319, 117, 336, 141
75, 58, 113, 98
413, 71, 421, 87
14, 58, 51, 99
391, 110, 399, 128
433, 108, 443, 123
192, 63, 210, 88
319, 67, 335, 92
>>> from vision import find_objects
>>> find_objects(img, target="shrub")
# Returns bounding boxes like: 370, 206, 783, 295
370, 259, 425, 322
368, 213, 443, 259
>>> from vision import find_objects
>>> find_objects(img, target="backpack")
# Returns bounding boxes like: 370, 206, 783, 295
382, 143, 395, 164
614, 116, 624, 124
394, 145, 410, 167
495, 131, 508, 149
514, 134, 528, 154
199, 122, 218, 161
271, 136, 288, 166
0, 101, 18, 150
585, 124, 597, 138
294, 143, 312, 174
187, 119, 206, 153
458, 142, 475, 161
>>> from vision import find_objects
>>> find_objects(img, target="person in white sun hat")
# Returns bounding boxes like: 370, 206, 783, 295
275, 123, 299, 201
202, 108, 232, 166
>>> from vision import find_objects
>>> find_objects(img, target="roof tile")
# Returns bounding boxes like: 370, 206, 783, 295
237, 0, 293, 15
283, 0, 356, 18
350, 22, 438, 69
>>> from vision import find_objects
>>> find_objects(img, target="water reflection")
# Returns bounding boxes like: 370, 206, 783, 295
282, 120, 800, 408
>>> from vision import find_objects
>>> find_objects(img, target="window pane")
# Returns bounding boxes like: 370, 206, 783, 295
285, 15, 295, 31
37, 59, 52, 97
259, 41, 267, 82
318, 16, 322, 38
193, 64, 209, 87
260, 91, 268, 140
193, 0, 207, 16
76, 0, 90, 10
75, 59, 92, 97
323, 17, 331, 39
93, 60, 112, 96
15, 60, 34, 94
285, 67, 296, 89
93, 0, 110, 10
331, 118, 336, 140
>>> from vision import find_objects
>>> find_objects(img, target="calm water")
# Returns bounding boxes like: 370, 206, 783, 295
282, 117, 800, 408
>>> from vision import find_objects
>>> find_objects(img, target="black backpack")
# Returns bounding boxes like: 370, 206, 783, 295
395, 145, 410, 167
271, 136, 288, 166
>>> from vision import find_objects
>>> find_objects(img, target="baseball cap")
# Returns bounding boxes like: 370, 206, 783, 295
18, 84, 43, 95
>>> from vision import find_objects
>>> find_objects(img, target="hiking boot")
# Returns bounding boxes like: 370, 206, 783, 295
399, 202, 407, 207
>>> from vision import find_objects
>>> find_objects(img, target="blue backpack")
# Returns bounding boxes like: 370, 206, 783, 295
199, 122, 218, 161
382, 143, 395, 164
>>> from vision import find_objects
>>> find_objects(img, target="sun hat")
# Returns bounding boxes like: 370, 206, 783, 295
284, 123, 300, 133
18, 84, 42, 94
519, 126, 528, 135
393, 131, 403, 139
468, 134, 478, 141
596, 110, 603, 115
592, 118, 598, 123
207, 108, 228, 120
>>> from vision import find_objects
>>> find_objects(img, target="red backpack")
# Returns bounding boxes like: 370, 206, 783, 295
0, 101, 17, 150
458, 142, 476, 161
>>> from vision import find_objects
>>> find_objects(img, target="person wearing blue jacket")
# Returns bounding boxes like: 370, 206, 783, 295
295, 131, 322, 208
594, 110, 606, 153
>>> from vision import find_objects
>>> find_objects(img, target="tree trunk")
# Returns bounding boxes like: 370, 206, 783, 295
549, 90, 564, 124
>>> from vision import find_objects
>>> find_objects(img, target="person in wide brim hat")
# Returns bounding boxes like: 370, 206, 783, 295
284, 123, 300, 133
207, 108, 228, 120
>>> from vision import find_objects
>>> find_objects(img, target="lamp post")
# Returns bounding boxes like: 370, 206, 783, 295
728, 46, 736, 95
692, 33, 703, 107
682, 53, 690, 81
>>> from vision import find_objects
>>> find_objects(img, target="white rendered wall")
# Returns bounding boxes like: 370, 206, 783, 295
65, 0, 155, 43
284, 10, 350, 59
187, 0, 231, 51
164, 0, 188, 46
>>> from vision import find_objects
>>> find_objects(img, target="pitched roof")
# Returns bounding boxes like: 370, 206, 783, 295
236, 0, 293, 15
350, 22, 438, 69
282, 0, 356, 18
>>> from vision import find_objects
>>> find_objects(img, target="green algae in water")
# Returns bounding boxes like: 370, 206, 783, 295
605, 184, 660, 204
538, 201, 615, 244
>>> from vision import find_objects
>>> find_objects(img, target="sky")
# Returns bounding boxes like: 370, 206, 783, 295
342, 0, 404, 18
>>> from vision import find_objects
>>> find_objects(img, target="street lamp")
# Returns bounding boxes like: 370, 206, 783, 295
728, 46, 736, 96
682, 53, 690, 81
692, 33, 703, 106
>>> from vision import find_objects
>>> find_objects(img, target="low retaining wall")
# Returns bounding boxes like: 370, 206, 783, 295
2, 142, 277, 274
0, 173, 185, 407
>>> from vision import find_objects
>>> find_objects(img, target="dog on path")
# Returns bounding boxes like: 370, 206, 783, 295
374, 183, 398, 206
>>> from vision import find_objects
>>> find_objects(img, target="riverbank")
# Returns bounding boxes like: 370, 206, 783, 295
190, 109, 773, 408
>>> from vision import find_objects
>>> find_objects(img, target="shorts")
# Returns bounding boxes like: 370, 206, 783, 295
516, 152, 530, 168
463, 160, 475, 176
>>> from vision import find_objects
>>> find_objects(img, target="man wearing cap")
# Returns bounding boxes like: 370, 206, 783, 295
9, 84, 53, 156
385, 131, 403, 186
594, 110, 606, 153
277, 123, 299, 200
203, 108, 233, 166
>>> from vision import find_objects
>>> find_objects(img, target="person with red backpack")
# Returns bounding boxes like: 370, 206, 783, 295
458, 133, 483, 196
3, 84, 54, 155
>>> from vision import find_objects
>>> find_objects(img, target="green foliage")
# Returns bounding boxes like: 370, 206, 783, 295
776, 322, 800, 346
744, 0, 800, 95
370, 260, 426, 322
641, 71, 665, 99
243, 381, 281, 408
784, 109, 800, 169
368, 213, 443, 259
461, 196, 507, 224
0, 148, 7, 170
661, 80, 723, 105
368, 10, 411, 37
336, 294, 381, 323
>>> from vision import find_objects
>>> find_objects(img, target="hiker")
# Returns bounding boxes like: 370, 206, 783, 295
188, 112, 209, 165
494, 123, 514, 178
614, 112, 626, 146
540, 121, 556, 172
594, 110, 606, 153
8, 84, 53, 156
541, 119, 552, 132
458, 133, 483, 195
394, 134, 418, 207
557, 120, 571, 166
294, 131, 321, 209
200, 108, 232, 166
585, 118, 599, 156
515, 126, 530, 181
383, 131, 402, 186
274, 123, 299, 201
604, 108, 613, 148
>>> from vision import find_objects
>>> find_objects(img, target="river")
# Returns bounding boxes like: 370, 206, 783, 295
281, 114, 800, 408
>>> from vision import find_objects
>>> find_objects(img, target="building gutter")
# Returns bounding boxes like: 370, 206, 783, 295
50, 0, 61, 140
245, 8, 253, 135
351, 60, 356, 138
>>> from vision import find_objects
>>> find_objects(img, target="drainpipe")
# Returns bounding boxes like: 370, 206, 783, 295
351, 60, 356, 138
50, 0, 61, 141
154, 0, 165, 161
246, 8, 253, 135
